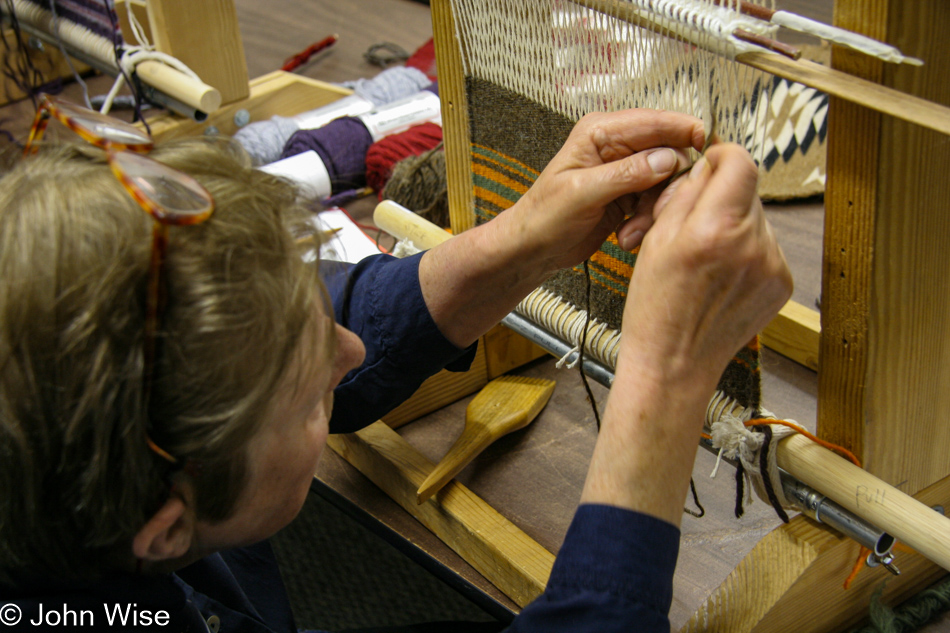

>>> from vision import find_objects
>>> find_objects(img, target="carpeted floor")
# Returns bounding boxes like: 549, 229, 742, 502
271, 487, 500, 631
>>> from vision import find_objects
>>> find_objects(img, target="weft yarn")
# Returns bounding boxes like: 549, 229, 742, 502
365, 122, 443, 193
234, 66, 431, 165
706, 391, 796, 519
280, 117, 375, 195
279, 90, 442, 196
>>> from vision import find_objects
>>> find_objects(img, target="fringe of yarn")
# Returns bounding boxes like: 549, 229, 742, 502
706, 391, 796, 520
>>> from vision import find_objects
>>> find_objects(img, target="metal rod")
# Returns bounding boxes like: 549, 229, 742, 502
137, 79, 208, 122
501, 312, 614, 387
501, 310, 902, 563
781, 472, 895, 557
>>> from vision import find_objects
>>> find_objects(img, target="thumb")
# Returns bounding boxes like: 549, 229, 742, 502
572, 147, 690, 210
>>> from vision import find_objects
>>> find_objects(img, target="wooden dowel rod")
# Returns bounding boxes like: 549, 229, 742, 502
136, 61, 222, 114
569, 0, 950, 137
374, 200, 451, 250
713, 0, 774, 22
733, 29, 801, 60
778, 434, 950, 571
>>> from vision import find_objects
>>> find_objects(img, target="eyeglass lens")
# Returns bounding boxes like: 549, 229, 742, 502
111, 151, 212, 221
52, 99, 152, 147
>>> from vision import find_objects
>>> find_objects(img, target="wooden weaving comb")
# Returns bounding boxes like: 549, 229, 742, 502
416, 375, 556, 504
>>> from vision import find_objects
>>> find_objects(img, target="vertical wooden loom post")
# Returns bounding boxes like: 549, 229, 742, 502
690, 2, 950, 631
432, 0, 476, 234
819, 0, 950, 494
146, 0, 250, 105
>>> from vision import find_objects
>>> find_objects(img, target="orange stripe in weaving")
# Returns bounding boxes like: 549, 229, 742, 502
588, 234, 633, 294
471, 162, 531, 196
473, 186, 518, 212
471, 143, 540, 179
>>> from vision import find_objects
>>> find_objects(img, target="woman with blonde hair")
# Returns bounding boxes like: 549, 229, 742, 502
0, 99, 789, 632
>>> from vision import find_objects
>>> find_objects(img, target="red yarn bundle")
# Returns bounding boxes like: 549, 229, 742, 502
364, 122, 443, 194
405, 38, 437, 81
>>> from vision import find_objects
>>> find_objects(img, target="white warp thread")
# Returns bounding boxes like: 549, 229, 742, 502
516, 288, 622, 370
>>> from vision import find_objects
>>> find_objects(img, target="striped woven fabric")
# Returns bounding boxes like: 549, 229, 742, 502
468, 77, 762, 409
472, 142, 640, 299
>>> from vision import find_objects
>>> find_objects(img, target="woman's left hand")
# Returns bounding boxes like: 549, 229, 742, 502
502, 109, 704, 273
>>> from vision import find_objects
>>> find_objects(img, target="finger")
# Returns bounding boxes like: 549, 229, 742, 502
577, 110, 706, 163
616, 214, 653, 251
690, 144, 759, 221
649, 156, 713, 229
570, 147, 692, 214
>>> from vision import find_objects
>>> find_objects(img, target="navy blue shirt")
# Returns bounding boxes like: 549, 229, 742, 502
3, 253, 680, 632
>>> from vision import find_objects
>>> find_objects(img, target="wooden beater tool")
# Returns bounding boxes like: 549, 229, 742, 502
417, 375, 556, 504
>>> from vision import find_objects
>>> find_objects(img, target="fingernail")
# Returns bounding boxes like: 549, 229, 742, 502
647, 148, 677, 174
621, 230, 643, 251
690, 157, 708, 180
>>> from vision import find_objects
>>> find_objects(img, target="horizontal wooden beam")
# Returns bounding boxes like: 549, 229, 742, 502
760, 300, 820, 371
327, 422, 554, 608
570, 0, 950, 137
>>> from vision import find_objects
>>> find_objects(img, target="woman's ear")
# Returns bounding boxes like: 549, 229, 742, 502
132, 487, 196, 562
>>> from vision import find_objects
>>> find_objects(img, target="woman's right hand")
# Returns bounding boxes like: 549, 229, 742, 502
581, 143, 792, 527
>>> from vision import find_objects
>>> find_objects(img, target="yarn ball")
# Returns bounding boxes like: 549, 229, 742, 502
381, 147, 449, 228
280, 117, 375, 194
365, 122, 443, 194
405, 38, 437, 81
341, 65, 431, 107
233, 114, 300, 166
235, 66, 432, 165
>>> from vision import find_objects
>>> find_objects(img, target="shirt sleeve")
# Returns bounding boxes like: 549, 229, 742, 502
505, 504, 680, 633
323, 253, 478, 434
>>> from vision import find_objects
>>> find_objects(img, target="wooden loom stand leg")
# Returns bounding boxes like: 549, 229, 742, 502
683, 472, 950, 633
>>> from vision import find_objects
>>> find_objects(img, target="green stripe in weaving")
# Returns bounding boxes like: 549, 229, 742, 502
587, 266, 630, 295
471, 155, 536, 190
471, 145, 539, 180
472, 174, 524, 207
734, 344, 761, 371
589, 262, 630, 289
598, 241, 638, 267
474, 205, 497, 223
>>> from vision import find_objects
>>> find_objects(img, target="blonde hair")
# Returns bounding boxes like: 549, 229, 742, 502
0, 137, 324, 583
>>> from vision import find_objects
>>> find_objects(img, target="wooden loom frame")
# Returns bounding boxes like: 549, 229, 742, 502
428, 0, 950, 631
100, 1, 949, 629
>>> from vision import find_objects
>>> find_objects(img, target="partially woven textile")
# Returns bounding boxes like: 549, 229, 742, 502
455, 0, 781, 409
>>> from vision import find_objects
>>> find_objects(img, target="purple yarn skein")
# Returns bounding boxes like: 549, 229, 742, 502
280, 117, 375, 194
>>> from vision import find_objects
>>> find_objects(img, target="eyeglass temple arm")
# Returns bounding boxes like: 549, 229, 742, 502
23, 108, 52, 156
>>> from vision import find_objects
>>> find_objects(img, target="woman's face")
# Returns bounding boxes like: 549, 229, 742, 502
193, 306, 365, 552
